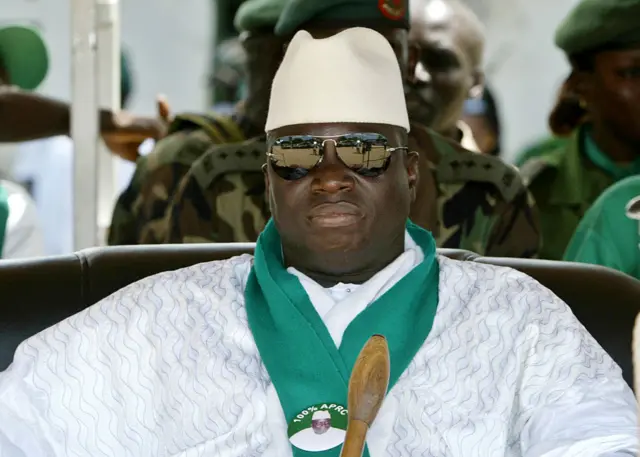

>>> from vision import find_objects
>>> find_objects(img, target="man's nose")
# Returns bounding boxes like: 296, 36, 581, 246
309, 142, 355, 194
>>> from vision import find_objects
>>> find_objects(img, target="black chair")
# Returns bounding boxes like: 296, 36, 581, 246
1, 245, 639, 388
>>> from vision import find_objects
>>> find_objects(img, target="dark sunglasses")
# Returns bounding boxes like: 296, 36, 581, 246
267, 133, 408, 181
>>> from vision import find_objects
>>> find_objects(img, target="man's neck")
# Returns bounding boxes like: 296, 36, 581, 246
283, 235, 405, 288
590, 123, 639, 164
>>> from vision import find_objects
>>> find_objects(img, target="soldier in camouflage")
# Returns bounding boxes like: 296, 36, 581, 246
107, 0, 286, 245
405, 0, 539, 257
164, 0, 540, 258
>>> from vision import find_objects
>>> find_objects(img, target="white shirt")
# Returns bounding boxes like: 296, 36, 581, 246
0, 244, 636, 456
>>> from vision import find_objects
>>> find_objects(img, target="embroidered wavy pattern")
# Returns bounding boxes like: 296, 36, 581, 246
0, 256, 633, 457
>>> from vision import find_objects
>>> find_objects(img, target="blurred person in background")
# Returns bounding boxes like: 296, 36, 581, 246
564, 174, 640, 279
403, 0, 540, 257
108, 0, 287, 246
407, 0, 485, 151
0, 26, 166, 158
518, 0, 640, 260
12, 51, 135, 256
160, 0, 287, 245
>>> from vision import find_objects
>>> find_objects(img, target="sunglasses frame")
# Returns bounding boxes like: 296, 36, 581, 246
266, 133, 408, 181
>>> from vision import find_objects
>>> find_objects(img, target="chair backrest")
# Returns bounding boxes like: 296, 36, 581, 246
1, 245, 639, 387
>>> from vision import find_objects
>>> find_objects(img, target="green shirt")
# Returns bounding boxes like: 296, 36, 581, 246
564, 175, 640, 279
519, 125, 640, 260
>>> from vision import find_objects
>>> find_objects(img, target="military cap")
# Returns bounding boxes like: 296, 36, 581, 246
234, 0, 290, 33
0, 25, 48, 90
555, 0, 640, 56
275, 0, 409, 37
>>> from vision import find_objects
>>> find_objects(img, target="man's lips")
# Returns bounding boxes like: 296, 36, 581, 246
307, 202, 363, 228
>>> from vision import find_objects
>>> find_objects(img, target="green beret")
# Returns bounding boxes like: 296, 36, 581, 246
234, 0, 290, 33
275, 0, 409, 37
0, 25, 49, 90
555, 0, 640, 55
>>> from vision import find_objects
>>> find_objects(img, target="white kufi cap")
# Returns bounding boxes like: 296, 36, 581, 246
312, 410, 331, 420
265, 27, 410, 132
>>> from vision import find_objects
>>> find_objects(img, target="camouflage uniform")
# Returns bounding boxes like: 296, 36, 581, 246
164, 136, 268, 243
108, 0, 287, 246
107, 112, 247, 245
164, 123, 540, 258
409, 123, 540, 258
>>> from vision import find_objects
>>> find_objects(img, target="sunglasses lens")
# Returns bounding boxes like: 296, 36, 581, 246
269, 134, 394, 180
269, 136, 322, 181
335, 134, 391, 177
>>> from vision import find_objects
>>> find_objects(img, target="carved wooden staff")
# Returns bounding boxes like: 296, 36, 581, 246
340, 335, 391, 457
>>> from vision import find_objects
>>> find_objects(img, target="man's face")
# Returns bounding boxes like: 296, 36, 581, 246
311, 418, 331, 435
578, 47, 640, 147
265, 122, 418, 276
406, 0, 482, 132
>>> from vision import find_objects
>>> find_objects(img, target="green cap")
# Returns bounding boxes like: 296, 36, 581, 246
0, 25, 49, 90
275, 0, 409, 37
234, 0, 291, 33
555, 0, 640, 56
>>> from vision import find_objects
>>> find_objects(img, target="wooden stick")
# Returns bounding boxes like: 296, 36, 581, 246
340, 335, 390, 457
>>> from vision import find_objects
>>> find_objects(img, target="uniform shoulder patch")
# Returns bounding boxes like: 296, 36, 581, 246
149, 129, 214, 169
434, 147, 525, 203
191, 136, 266, 189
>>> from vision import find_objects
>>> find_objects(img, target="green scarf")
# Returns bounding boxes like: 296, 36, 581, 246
245, 219, 440, 456
0, 184, 9, 258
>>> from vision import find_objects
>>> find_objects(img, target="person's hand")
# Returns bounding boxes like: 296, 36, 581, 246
101, 95, 172, 162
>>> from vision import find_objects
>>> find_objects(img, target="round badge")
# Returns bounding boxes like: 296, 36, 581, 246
288, 403, 348, 452
378, 0, 406, 21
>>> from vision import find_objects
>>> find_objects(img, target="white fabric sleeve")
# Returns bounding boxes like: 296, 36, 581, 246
518, 280, 638, 457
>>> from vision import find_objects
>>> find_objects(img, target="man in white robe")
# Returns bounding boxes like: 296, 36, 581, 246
0, 27, 637, 457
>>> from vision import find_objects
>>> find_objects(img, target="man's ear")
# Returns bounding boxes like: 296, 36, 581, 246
468, 69, 485, 99
570, 71, 592, 106
406, 151, 420, 201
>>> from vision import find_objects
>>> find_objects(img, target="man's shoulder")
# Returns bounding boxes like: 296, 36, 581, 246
168, 112, 245, 144
514, 135, 571, 167
143, 128, 217, 172
422, 127, 526, 203
584, 175, 640, 226
126, 254, 254, 298
190, 136, 266, 189
436, 256, 565, 316
141, 111, 246, 173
